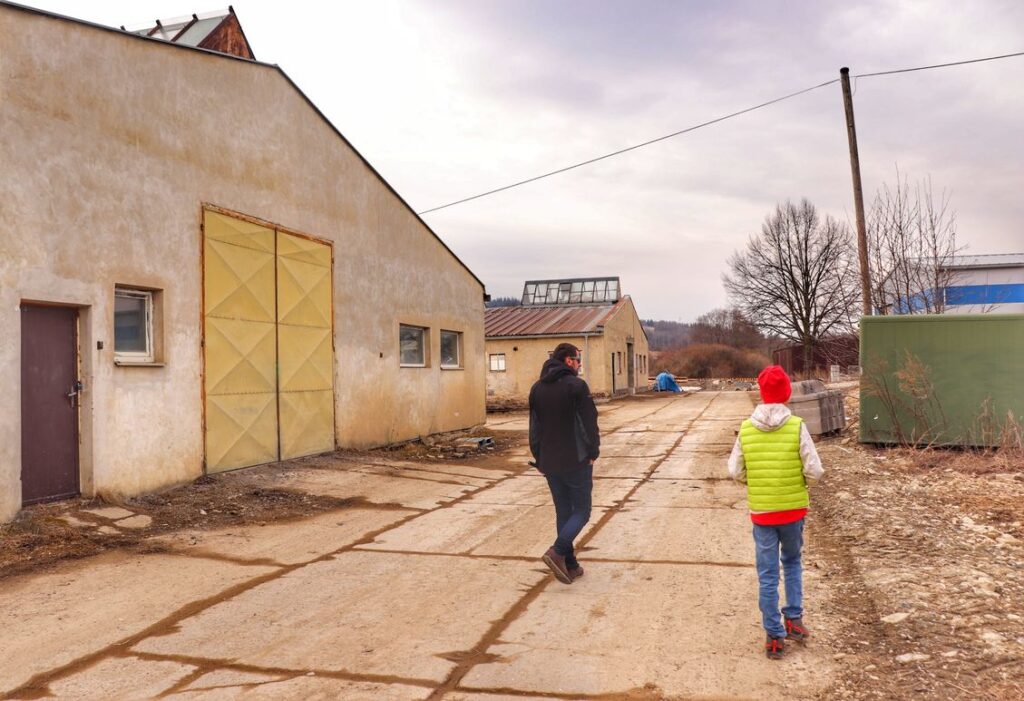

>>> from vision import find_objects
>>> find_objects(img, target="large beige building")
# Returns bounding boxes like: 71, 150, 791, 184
0, 4, 486, 521
484, 278, 650, 402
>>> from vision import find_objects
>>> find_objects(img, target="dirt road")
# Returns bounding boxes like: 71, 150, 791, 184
1, 392, 833, 700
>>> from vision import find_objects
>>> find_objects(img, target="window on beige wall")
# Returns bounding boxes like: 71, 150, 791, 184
114, 286, 162, 364
400, 324, 428, 367
440, 330, 462, 369
489, 353, 506, 372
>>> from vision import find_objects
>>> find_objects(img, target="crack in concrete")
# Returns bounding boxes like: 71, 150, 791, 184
156, 550, 289, 568
351, 547, 535, 563
125, 649, 440, 696
1, 454, 535, 700
453, 683, 752, 700
582, 557, 753, 568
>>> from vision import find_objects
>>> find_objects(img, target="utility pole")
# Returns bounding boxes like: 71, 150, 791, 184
840, 67, 872, 316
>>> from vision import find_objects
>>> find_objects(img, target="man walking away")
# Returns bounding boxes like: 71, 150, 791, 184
529, 343, 600, 584
728, 365, 824, 659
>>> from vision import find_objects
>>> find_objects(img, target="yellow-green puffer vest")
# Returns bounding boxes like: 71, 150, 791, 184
739, 415, 809, 511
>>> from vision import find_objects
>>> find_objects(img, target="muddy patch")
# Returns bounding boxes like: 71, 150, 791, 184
0, 482, 360, 581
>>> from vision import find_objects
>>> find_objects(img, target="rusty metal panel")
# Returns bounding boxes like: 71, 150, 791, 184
484, 300, 622, 338
203, 210, 279, 472
276, 231, 334, 460
20, 304, 80, 505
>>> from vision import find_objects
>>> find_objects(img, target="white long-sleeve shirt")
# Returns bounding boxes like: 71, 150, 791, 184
727, 403, 824, 486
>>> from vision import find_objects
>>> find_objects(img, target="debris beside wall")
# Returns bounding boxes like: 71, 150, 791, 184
0, 477, 357, 581
383, 428, 515, 461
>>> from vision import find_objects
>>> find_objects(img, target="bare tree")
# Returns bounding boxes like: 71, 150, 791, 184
723, 200, 859, 370
867, 169, 964, 314
691, 307, 765, 350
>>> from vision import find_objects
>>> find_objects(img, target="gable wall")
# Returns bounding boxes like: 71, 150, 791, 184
600, 298, 651, 393
0, 7, 485, 520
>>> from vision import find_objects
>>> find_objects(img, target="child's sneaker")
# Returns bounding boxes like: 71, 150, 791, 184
785, 617, 810, 642
765, 635, 785, 660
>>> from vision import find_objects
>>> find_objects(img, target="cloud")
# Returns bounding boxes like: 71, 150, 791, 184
28, 0, 1024, 320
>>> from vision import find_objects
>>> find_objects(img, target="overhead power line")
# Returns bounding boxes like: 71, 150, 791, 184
854, 50, 1024, 78
417, 79, 839, 215
419, 50, 1024, 215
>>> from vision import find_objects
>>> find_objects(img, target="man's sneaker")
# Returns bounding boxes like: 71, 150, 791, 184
785, 617, 810, 642
568, 565, 584, 581
765, 635, 785, 660
542, 548, 573, 584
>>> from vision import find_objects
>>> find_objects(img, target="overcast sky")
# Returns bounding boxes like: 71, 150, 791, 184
24, 1, 1024, 320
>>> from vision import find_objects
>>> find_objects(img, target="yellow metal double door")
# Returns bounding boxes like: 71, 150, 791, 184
203, 210, 335, 472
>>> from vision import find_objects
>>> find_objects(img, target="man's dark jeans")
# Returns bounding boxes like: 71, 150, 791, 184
544, 464, 593, 568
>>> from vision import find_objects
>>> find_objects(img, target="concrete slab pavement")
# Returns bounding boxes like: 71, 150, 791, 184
626, 477, 747, 510
357, 501, 610, 558
651, 450, 731, 480
460, 562, 823, 699
585, 505, 753, 565
154, 508, 415, 565
1, 391, 831, 700
464, 474, 639, 508
265, 467, 484, 510
0, 553, 275, 695
134, 551, 545, 684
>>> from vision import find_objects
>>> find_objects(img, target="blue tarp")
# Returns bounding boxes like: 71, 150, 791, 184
654, 372, 681, 392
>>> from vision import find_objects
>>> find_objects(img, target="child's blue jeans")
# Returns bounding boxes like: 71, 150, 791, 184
752, 518, 804, 638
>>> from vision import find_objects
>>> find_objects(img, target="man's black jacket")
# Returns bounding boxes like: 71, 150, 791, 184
528, 358, 600, 474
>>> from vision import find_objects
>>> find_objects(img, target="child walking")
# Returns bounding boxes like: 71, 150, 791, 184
728, 365, 824, 659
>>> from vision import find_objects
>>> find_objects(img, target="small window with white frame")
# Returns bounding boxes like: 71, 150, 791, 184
399, 324, 428, 367
440, 330, 462, 369
114, 287, 154, 363
489, 353, 506, 372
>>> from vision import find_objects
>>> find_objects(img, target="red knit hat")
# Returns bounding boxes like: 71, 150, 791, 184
758, 365, 791, 404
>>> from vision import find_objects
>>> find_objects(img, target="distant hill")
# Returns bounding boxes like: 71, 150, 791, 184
641, 319, 694, 351
485, 296, 521, 308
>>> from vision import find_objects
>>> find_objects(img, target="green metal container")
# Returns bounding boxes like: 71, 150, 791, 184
860, 314, 1024, 446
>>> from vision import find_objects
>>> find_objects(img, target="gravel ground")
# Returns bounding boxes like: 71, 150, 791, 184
809, 387, 1024, 700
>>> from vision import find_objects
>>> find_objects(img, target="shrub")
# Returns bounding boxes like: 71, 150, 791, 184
652, 343, 771, 379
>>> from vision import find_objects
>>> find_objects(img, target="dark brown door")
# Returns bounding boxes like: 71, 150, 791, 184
627, 342, 635, 389
21, 304, 80, 505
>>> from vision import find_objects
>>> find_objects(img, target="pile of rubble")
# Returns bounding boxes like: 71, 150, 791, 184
384, 430, 507, 461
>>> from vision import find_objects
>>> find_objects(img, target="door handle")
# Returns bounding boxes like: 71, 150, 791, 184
67, 380, 83, 408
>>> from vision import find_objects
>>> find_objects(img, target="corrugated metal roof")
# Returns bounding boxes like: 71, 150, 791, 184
485, 299, 626, 338
945, 253, 1024, 269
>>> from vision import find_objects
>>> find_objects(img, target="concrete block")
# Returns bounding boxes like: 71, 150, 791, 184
153, 508, 412, 565
461, 562, 828, 699
358, 502, 608, 559
46, 656, 194, 700
82, 506, 136, 520
585, 506, 752, 564
0, 553, 275, 695
651, 451, 728, 480
115, 515, 153, 529
133, 552, 546, 684
626, 478, 746, 510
